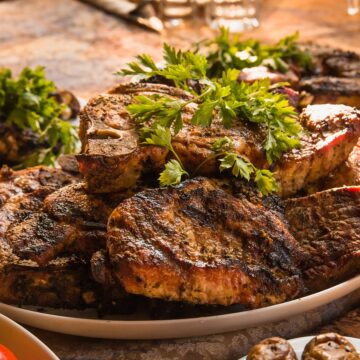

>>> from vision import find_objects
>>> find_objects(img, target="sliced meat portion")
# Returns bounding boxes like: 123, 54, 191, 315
0, 254, 101, 309
306, 139, 360, 193
299, 77, 360, 108
78, 83, 360, 197
274, 104, 360, 197
285, 186, 360, 292
0, 165, 77, 206
106, 177, 304, 308
300, 43, 360, 78
5, 183, 141, 265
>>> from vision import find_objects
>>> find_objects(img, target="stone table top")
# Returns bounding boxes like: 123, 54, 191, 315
1, 0, 360, 359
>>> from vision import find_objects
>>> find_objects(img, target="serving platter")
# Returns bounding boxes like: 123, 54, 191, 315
0, 275, 359, 340
0, 313, 59, 360
240, 336, 360, 359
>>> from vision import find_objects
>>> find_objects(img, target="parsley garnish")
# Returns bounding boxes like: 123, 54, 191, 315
118, 32, 305, 195
203, 27, 313, 78
0, 66, 79, 168
140, 125, 189, 186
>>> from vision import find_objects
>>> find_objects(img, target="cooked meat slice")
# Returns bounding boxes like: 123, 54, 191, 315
285, 186, 360, 292
5, 183, 139, 265
106, 177, 304, 307
247, 337, 297, 360
274, 104, 360, 197
0, 254, 101, 309
299, 77, 360, 108
300, 43, 360, 78
77, 83, 360, 196
237, 66, 299, 85
302, 333, 360, 360
306, 139, 360, 193
0, 165, 77, 206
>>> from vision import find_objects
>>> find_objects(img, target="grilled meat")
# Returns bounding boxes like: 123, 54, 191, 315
302, 43, 360, 78
105, 177, 304, 308
306, 139, 360, 193
77, 83, 360, 197
0, 167, 97, 308
299, 77, 360, 108
274, 104, 360, 197
285, 186, 360, 292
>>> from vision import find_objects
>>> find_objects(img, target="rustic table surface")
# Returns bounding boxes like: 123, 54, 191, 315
1, 0, 360, 359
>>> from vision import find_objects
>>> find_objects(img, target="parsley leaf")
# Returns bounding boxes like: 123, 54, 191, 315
159, 159, 189, 186
203, 27, 312, 78
0, 66, 79, 168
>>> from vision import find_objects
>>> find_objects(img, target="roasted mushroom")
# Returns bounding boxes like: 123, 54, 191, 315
247, 337, 297, 360
302, 333, 360, 360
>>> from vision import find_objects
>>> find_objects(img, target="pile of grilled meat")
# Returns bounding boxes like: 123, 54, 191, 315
0, 44, 359, 318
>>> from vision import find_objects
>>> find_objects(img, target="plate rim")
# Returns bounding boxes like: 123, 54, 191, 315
0, 275, 359, 339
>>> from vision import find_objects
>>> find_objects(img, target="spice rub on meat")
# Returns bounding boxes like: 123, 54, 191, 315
77, 83, 360, 197
105, 177, 305, 308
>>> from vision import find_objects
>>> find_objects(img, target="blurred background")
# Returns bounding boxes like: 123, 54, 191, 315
0, 0, 359, 98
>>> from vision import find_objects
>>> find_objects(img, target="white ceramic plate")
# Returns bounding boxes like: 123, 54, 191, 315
240, 336, 360, 359
0, 275, 359, 340
0, 313, 59, 360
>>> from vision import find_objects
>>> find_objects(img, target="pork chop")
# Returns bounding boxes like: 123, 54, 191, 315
285, 186, 360, 291
106, 177, 304, 308
77, 83, 360, 197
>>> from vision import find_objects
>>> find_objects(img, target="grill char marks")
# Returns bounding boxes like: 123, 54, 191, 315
107, 178, 304, 308
274, 105, 360, 197
285, 186, 360, 291
6, 183, 140, 266
78, 83, 360, 197
299, 77, 360, 108
0, 167, 100, 309
77, 83, 266, 193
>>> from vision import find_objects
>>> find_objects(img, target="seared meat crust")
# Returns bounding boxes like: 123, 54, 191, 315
274, 105, 360, 197
285, 186, 360, 291
107, 178, 304, 307
300, 77, 360, 108
78, 83, 360, 197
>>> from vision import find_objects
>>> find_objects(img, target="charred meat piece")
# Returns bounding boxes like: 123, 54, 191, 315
285, 186, 360, 292
299, 77, 360, 108
247, 337, 297, 360
274, 105, 360, 197
300, 43, 360, 78
306, 139, 360, 194
0, 253, 101, 309
0, 165, 77, 206
105, 177, 304, 308
5, 182, 142, 265
77, 83, 360, 197
302, 333, 360, 360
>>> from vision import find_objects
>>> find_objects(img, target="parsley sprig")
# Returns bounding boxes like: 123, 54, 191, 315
202, 27, 312, 78
140, 125, 188, 186
118, 35, 304, 195
0, 67, 79, 168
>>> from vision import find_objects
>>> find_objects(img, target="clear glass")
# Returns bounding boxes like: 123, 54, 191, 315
205, 0, 259, 33
159, 0, 195, 27
348, 0, 359, 15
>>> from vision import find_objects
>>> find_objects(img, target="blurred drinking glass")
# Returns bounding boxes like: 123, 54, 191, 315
159, 0, 195, 27
205, 0, 259, 32
347, 0, 359, 15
